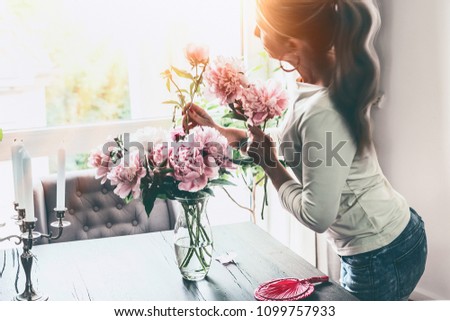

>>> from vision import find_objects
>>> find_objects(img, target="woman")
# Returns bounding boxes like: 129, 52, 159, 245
185, 0, 427, 300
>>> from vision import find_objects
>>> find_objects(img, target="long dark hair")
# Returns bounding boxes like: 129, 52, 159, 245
256, 0, 381, 154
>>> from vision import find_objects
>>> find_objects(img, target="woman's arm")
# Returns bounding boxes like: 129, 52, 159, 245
248, 109, 357, 233
215, 126, 247, 149
185, 104, 247, 148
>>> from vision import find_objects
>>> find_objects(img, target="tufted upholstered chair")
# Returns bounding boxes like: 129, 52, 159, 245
33, 169, 178, 244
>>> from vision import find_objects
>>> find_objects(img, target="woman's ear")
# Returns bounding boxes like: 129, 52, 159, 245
287, 38, 303, 51
286, 37, 314, 59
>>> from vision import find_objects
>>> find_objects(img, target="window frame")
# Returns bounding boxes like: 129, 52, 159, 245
0, 118, 171, 161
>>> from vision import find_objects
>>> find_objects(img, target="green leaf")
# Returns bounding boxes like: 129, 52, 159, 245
159, 168, 174, 175
258, 51, 269, 58
162, 100, 180, 105
231, 156, 254, 166
222, 112, 235, 119
0, 128, 3, 142
205, 104, 220, 111
220, 169, 234, 176
279, 159, 287, 168
142, 183, 159, 216
250, 65, 263, 72
254, 171, 266, 186
124, 194, 133, 204
208, 179, 236, 187
222, 112, 247, 122
158, 158, 168, 168
203, 187, 215, 197
171, 66, 194, 80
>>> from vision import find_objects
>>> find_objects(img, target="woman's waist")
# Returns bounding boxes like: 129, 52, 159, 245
328, 193, 411, 256
341, 172, 393, 194
333, 208, 423, 257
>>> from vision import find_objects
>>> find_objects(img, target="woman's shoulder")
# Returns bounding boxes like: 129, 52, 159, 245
295, 90, 355, 142
298, 89, 342, 123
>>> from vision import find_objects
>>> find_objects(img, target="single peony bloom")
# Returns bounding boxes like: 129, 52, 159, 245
184, 43, 209, 67
241, 79, 289, 126
169, 143, 208, 192
204, 56, 249, 105
168, 126, 233, 192
189, 126, 231, 168
178, 171, 209, 192
107, 152, 147, 199
88, 145, 116, 184
131, 127, 168, 153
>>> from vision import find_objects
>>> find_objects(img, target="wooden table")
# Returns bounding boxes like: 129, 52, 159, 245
0, 223, 357, 301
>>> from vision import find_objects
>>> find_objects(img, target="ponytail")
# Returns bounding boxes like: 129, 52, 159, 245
329, 0, 381, 154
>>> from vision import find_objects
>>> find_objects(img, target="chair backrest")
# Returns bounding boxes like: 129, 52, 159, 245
34, 169, 177, 244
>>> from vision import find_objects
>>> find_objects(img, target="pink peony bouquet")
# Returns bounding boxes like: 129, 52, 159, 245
162, 44, 288, 130
89, 126, 235, 215
202, 52, 289, 222
203, 56, 249, 106
161, 44, 289, 222
90, 43, 288, 221
204, 56, 288, 127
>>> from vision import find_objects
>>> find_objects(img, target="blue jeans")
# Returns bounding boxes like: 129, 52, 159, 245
340, 208, 427, 300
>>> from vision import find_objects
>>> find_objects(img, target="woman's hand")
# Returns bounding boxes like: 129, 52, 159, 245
247, 125, 293, 191
183, 103, 217, 131
183, 103, 247, 149
247, 125, 278, 170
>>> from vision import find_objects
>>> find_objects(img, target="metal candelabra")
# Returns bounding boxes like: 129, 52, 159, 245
0, 202, 71, 301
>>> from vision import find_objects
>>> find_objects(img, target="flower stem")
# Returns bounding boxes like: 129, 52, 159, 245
240, 172, 253, 193
221, 186, 255, 223
261, 174, 268, 220
178, 200, 211, 272
168, 77, 186, 128
190, 63, 207, 104
180, 204, 195, 268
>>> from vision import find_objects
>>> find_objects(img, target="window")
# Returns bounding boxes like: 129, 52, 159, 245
0, 0, 244, 230
0, 0, 243, 131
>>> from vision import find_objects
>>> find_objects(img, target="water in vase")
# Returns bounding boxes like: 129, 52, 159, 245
174, 236, 213, 281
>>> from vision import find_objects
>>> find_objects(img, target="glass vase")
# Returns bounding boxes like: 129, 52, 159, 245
173, 195, 213, 281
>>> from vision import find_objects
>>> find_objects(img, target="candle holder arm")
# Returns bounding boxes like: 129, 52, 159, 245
40, 223, 64, 241
0, 234, 22, 245
40, 209, 70, 241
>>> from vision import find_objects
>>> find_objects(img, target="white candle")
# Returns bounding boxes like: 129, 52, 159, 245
22, 151, 35, 222
11, 140, 25, 208
56, 146, 66, 210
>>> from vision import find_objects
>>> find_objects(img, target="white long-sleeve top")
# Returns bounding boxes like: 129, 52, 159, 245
276, 82, 410, 256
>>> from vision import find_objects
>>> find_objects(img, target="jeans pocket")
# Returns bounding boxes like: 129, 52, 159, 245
341, 256, 374, 300
394, 229, 427, 299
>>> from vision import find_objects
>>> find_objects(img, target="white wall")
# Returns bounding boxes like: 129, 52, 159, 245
374, 0, 450, 300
